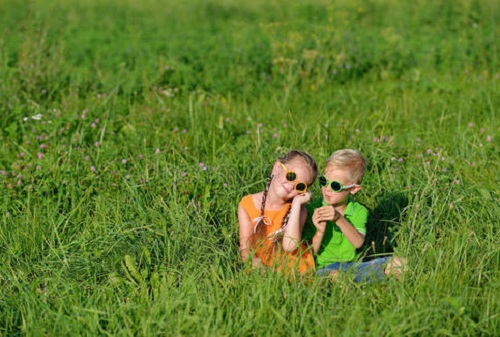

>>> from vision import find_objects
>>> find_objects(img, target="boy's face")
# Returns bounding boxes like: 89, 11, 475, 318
320, 167, 360, 207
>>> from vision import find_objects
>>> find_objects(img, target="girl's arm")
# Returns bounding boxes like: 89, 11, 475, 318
282, 193, 311, 251
238, 204, 254, 262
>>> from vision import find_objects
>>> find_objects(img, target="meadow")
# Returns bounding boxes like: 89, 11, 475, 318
0, 0, 498, 335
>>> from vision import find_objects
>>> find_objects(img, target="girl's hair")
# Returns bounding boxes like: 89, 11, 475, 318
259, 150, 317, 229
325, 149, 367, 184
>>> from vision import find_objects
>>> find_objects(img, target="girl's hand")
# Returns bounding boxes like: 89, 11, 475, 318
291, 191, 312, 206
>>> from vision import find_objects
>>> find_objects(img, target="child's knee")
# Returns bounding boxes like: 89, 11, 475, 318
384, 256, 407, 278
328, 270, 340, 281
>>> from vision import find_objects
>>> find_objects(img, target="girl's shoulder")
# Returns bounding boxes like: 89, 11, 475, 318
239, 192, 263, 211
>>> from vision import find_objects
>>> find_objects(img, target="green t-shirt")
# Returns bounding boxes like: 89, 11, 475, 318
303, 198, 368, 268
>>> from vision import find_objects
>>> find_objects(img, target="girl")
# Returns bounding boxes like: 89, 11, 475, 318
238, 150, 318, 275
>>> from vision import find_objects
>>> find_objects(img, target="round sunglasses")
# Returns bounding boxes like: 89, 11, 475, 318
279, 162, 308, 193
318, 175, 359, 192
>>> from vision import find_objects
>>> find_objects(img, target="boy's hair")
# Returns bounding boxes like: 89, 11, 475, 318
325, 149, 367, 184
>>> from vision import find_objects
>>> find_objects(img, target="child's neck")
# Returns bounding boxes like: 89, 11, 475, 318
264, 192, 289, 211
335, 204, 348, 214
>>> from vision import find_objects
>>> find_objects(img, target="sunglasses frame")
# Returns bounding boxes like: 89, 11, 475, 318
279, 162, 308, 193
318, 175, 359, 192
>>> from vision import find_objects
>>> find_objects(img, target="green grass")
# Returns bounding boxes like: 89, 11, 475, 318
0, 0, 498, 336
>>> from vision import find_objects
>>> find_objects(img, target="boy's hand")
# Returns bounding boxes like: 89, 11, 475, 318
312, 208, 327, 233
313, 206, 341, 227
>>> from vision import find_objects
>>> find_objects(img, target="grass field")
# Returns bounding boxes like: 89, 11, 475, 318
0, 0, 498, 336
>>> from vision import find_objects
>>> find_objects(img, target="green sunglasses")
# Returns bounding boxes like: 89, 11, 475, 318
279, 162, 308, 193
318, 175, 359, 192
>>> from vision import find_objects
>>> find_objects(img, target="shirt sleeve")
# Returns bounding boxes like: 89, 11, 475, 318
347, 203, 368, 235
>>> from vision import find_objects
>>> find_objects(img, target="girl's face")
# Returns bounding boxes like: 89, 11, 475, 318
273, 158, 315, 200
321, 167, 360, 207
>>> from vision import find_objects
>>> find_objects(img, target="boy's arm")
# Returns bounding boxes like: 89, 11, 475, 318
310, 210, 327, 253
303, 202, 327, 254
334, 215, 365, 248
338, 203, 368, 248
314, 206, 366, 249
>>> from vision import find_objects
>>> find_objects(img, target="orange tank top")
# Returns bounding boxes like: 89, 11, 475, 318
239, 194, 315, 276
239, 194, 291, 239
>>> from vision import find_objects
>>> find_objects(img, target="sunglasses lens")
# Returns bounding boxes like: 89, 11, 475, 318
318, 176, 328, 187
295, 182, 307, 193
285, 171, 297, 182
330, 181, 342, 192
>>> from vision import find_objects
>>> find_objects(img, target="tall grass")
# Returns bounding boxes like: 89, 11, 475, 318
0, 0, 498, 336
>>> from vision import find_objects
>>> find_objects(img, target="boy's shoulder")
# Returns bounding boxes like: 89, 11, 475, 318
349, 198, 368, 209
345, 199, 370, 220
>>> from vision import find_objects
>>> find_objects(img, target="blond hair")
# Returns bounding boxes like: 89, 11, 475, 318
325, 149, 367, 184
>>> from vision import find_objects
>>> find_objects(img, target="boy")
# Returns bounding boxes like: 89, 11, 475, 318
303, 149, 405, 282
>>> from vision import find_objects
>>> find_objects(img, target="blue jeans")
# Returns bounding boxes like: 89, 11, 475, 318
316, 257, 392, 283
